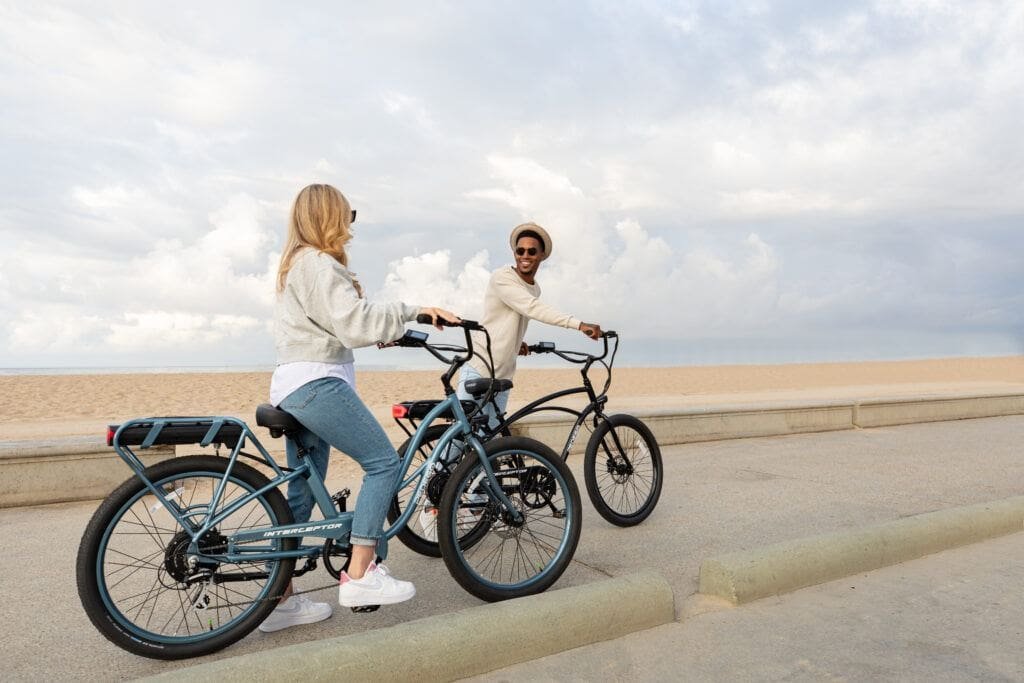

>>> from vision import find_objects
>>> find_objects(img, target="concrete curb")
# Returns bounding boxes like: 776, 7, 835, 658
699, 495, 1024, 604
141, 570, 675, 683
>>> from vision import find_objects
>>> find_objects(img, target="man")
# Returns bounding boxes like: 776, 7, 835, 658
458, 222, 602, 427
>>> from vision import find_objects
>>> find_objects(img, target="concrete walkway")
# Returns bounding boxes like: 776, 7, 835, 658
2, 414, 1023, 680
468, 530, 1024, 681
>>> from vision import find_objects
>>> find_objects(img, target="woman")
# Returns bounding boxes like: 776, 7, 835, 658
258, 183, 458, 633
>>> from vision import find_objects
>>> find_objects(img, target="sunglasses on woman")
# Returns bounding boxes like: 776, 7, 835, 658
350, 210, 357, 223
515, 247, 538, 256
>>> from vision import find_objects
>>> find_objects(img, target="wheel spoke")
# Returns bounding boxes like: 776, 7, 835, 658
584, 418, 662, 525
443, 443, 578, 598
82, 457, 294, 654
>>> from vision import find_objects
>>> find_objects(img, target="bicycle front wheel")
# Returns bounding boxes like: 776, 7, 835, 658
437, 436, 581, 602
584, 414, 663, 526
76, 455, 296, 659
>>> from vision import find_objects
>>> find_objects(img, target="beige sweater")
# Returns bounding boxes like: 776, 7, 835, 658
469, 266, 581, 380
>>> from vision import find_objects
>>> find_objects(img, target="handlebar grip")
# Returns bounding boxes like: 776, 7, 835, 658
416, 313, 483, 331
416, 313, 461, 327
603, 330, 618, 339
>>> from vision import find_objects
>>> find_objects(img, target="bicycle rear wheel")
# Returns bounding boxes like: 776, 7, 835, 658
437, 437, 581, 602
583, 414, 663, 526
76, 455, 296, 659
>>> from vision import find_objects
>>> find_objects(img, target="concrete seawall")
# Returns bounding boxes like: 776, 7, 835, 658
3, 390, 1023, 507
510, 390, 1024, 454
0, 437, 173, 508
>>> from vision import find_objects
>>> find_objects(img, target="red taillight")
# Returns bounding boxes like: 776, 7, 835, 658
106, 426, 116, 447
392, 404, 408, 418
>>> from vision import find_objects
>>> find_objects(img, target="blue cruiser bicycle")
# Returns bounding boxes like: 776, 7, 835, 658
76, 317, 581, 659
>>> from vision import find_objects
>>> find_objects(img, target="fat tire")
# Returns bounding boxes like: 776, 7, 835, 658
76, 455, 295, 659
437, 436, 581, 602
583, 414, 663, 526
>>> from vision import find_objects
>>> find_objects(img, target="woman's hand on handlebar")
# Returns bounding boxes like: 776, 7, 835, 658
418, 307, 461, 330
579, 322, 603, 340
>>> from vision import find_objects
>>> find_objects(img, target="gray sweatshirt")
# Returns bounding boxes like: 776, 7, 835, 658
275, 248, 420, 364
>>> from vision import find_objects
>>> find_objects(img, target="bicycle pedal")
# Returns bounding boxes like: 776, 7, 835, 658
350, 604, 380, 614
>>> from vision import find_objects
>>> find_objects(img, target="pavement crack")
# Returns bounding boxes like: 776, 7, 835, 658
570, 557, 614, 577
735, 467, 806, 482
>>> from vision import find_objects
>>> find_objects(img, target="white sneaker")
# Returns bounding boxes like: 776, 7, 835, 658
338, 563, 416, 608
417, 507, 439, 542
258, 595, 333, 633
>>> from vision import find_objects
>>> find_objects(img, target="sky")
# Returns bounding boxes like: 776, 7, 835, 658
1, 1, 1023, 370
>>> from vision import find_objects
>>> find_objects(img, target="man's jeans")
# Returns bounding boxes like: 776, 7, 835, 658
455, 365, 511, 433
277, 377, 401, 553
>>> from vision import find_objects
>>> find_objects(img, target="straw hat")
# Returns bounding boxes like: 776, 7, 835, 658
509, 222, 553, 261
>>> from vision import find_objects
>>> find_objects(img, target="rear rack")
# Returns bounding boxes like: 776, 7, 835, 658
392, 399, 478, 440
108, 418, 244, 449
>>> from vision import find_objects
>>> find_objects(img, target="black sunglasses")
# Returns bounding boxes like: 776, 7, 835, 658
515, 247, 538, 256
350, 209, 357, 223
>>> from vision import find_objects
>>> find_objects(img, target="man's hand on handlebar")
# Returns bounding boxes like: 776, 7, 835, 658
579, 322, 602, 340
418, 307, 461, 331
519, 342, 530, 356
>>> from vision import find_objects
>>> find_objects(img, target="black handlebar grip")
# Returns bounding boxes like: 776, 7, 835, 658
417, 313, 481, 330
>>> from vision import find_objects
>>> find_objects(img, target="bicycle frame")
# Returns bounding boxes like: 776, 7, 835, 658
476, 332, 620, 459
109, 351, 521, 566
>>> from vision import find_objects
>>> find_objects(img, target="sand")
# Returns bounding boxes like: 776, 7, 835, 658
2, 356, 1023, 443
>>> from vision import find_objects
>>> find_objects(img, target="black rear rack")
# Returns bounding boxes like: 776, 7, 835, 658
109, 419, 244, 448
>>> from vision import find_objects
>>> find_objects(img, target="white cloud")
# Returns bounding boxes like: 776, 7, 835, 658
1, 193, 278, 362
2, 2, 1022, 366
391, 157, 783, 338
379, 249, 492, 318
106, 312, 263, 350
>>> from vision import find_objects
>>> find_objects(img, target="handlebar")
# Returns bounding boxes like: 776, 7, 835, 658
415, 313, 484, 331
528, 330, 618, 358
525, 331, 620, 399
384, 314, 497, 404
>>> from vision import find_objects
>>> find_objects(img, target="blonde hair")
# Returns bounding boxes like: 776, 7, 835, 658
276, 184, 354, 292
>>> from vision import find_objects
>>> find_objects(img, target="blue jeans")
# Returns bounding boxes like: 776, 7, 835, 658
277, 377, 401, 553
456, 365, 511, 432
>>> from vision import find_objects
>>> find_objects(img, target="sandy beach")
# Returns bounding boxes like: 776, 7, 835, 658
2, 356, 1022, 442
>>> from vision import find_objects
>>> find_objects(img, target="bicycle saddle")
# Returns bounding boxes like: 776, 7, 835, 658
463, 378, 513, 397
255, 403, 302, 438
